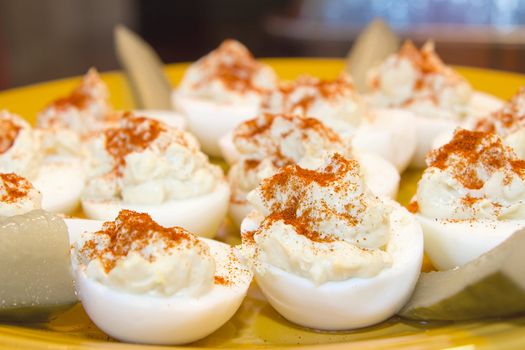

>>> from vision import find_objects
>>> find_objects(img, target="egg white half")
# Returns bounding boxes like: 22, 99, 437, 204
352, 108, 417, 172
32, 157, 85, 214
356, 153, 400, 199
241, 202, 423, 330
407, 113, 458, 169
81, 181, 230, 238
431, 129, 455, 152
64, 218, 104, 246
468, 91, 504, 119
133, 109, 187, 130
229, 201, 251, 230
172, 92, 259, 157
416, 215, 525, 271
75, 237, 252, 345
218, 130, 238, 165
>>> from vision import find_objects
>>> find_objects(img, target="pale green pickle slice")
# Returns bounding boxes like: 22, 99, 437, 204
0, 210, 77, 322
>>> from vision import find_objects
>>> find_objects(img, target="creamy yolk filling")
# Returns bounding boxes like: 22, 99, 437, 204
413, 129, 525, 220
262, 74, 369, 133
242, 154, 392, 285
75, 210, 215, 297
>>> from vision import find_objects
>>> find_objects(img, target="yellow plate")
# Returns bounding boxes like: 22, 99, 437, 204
1, 59, 525, 350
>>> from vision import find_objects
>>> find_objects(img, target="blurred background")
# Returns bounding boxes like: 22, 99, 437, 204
1, 0, 524, 90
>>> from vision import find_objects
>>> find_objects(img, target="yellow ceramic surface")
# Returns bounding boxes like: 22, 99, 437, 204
0, 59, 525, 350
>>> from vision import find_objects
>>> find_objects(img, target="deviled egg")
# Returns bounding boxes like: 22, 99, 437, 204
73, 210, 252, 345
411, 128, 525, 270
37, 68, 114, 135
81, 112, 229, 237
173, 39, 278, 156
240, 153, 423, 330
367, 41, 503, 168
38, 68, 185, 135
0, 110, 84, 214
0, 173, 77, 321
224, 113, 399, 227
261, 74, 416, 172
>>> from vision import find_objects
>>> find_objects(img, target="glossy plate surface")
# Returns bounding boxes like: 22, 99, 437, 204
0, 59, 525, 349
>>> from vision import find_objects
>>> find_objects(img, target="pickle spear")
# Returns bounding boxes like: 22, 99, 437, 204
0, 210, 77, 322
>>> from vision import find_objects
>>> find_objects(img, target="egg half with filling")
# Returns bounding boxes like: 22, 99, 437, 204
73, 210, 252, 345
411, 128, 525, 270
240, 154, 423, 330
366, 41, 503, 168
37, 68, 113, 135
172, 39, 278, 157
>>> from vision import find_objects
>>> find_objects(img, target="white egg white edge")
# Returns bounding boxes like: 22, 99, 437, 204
218, 130, 239, 165
65, 217, 104, 247
416, 214, 525, 271
227, 154, 400, 228
81, 181, 230, 238
33, 157, 85, 215
352, 108, 417, 173
468, 91, 505, 119
240, 200, 424, 331
73, 235, 252, 345
229, 199, 252, 229
171, 90, 259, 157
133, 109, 187, 130
431, 129, 456, 152
406, 113, 459, 169
355, 152, 400, 199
